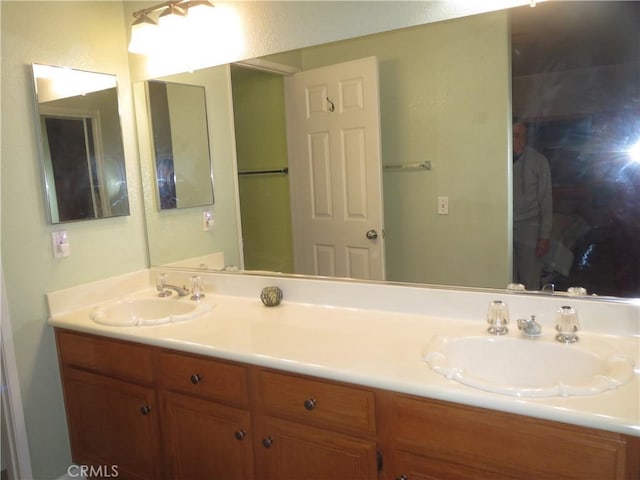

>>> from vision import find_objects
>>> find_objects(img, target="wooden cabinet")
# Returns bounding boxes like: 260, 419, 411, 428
252, 369, 379, 480
388, 394, 638, 480
56, 331, 161, 480
160, 391, 254, 479
155, 350, 254, 480
55, 329, 640, 480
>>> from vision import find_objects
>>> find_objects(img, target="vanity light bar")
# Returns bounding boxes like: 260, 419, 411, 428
129, 0, 215, 54
131, 0, 208, 21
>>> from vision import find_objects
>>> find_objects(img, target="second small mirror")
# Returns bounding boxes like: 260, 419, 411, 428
146, 80, 214, 210
32, 63, 130, 223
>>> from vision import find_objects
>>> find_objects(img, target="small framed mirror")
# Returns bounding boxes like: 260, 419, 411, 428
32, 63, 130, 223
146, 80, 214, 210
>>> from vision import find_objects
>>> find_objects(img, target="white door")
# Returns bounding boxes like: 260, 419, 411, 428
285, 57, 385, 280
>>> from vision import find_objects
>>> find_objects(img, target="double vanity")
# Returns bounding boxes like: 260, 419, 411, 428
48, 268, 640, 479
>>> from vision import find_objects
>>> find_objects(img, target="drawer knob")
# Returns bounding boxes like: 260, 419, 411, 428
303, 398, 317, 411
234, 429, 246, 441
262, 437, 274, 448
190, 374, 202, 384
396, 476, 409, 480
140, 405, 151, 415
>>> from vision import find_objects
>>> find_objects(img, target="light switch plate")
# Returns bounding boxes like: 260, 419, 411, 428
52, 230, 70, 258
438, 196, 449, 215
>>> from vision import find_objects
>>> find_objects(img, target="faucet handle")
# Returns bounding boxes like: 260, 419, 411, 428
156, 273, 171, 297
487, 300, 509, 335
555, 305, 579, 343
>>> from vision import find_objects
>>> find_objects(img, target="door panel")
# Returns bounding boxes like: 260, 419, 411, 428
256, 417, 378, 480
161, 391, 254, 480
287, 56, 385, 280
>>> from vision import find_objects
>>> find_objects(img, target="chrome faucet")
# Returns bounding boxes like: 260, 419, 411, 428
156, 272, 190, 297
157, 283, 190, 297
516, 315, 542, 336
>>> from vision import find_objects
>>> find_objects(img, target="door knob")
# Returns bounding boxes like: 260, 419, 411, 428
366, 229, 378, 240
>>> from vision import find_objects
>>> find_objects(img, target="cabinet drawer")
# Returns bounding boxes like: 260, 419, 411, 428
155, 350, 249, 407
393, 394, 627, 480
56, 329, 154, 384
257, 370, 376, 436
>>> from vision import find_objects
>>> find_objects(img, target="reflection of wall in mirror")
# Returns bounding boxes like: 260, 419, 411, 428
138, 67, 242, 270
241, 12, 512, 288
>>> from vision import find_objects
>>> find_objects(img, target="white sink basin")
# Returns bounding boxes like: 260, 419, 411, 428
423, 335, 635, 397
90, 296, 212, 326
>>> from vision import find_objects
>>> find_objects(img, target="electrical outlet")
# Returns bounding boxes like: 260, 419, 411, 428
438, 196, 449, 215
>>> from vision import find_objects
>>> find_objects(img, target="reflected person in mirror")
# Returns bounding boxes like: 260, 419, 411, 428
512, 119, 553, 290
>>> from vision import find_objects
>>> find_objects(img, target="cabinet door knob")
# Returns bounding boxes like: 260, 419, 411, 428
303, 398, 317, 411
190, 373, 201, 384
396, 476, 409, 480
234, 429, 246, 441
140, 405, 151, 415
262, 437, 274, 448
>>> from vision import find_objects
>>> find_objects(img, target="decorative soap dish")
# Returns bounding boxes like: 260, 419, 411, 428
260, 286, 283, 307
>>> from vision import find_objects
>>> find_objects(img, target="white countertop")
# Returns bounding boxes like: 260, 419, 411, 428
48, 273, 640, 438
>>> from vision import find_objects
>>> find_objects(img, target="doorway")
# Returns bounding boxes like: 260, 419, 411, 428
230, 64, 295, 273
230, 57, 386, 280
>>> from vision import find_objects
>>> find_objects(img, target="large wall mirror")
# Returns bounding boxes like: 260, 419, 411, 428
32, 63, 130, 223
146, 80, 214, 210
138, 1, 640, 299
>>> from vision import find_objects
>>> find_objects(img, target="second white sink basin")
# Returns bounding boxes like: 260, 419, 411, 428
90, 296, 212, 326
423, 335, 635, 397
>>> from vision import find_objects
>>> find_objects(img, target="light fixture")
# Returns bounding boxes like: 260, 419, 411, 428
158, 3, 187, 30
128, 13, 159, 54
185, 0, 215, 17
128, 1, 215, 55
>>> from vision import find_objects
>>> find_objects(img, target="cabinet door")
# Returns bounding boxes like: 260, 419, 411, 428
255, 416, 378, 480
392, 394, 629, 480
394, 450, 515, 480
161, 391, 255, 480
62, 368, 161, 480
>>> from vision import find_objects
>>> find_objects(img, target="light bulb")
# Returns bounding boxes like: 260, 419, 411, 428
186, 0, 216, 28
129, 14, 159, 54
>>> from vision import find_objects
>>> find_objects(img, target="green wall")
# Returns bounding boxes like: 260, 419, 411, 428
1, 2, 148, 477
231, 66, 294, 273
